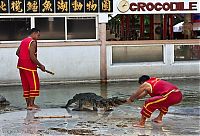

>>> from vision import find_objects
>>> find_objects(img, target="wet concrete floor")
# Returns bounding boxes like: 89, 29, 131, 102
0, 78, 199, 135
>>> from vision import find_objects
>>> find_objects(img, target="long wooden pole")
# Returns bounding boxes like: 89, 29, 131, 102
169, 14, 174, 40
150, 15, 154, 40
126, 15, 130, 40
163, 14, 168, 40
120, 15, 124, 39
131, 15, 135, 39
34, 115, 72, 119
140, 15, 144, 40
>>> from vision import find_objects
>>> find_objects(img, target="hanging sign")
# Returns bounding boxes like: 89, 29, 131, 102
0, 0, 8, 13
115, 0, 200, 14
25, 0, 39, 13
56, 0, 69, 13
40, 0, 54, 13
0, 0, 113, 13
85, 0, 98, 12
9, 0, 24, 13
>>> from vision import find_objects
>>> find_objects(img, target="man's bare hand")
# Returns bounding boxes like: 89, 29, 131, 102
39, 65, 45, 72
126, 98, 132, 104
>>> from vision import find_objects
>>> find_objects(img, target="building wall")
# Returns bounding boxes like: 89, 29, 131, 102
0, 48, 19, 81
106, 40, 200, 79
107, 45, 200, 79
0, 44, 100, 83
0, 40, 199, 83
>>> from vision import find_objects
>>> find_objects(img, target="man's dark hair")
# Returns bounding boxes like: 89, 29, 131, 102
138, 75, 150, 84
29, 28, 40, 35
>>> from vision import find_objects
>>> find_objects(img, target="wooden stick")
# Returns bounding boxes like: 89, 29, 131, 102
45, 69, 55, 75
37, 67, 55, 75
34, 115, 72, 119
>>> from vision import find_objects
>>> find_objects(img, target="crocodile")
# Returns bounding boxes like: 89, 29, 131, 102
62, 93, 126, 111
0, 95, 10, 106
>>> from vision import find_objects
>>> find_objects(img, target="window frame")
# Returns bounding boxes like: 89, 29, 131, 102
33, 16, 66, 42
111, 44, 164, 65
0, 15, 98, 43
0, 16, 31, 43
66, 16, 98, 41
174, 44, 200, 62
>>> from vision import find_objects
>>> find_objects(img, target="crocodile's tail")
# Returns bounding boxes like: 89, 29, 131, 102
61, 99, 75, 108
60, 105, 66, 108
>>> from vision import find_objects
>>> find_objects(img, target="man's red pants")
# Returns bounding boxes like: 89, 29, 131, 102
141, 90, 182, 118
19, 69, 40, 98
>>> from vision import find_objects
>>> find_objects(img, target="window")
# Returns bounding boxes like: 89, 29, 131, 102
174, 45, 200, 61
112, 46, 163, 63
35, 17, 65, 40
0, 16, 97, 42
0, 18, 30, 41
67, 17, 96, 40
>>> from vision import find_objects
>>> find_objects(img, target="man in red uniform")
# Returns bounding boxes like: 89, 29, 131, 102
127, 75, 182, 128
16, 28, 45, 110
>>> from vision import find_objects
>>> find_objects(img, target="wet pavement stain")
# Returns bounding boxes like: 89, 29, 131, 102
49, 128, 97, 135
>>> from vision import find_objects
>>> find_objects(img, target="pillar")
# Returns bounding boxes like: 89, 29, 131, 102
140, 15, 144, 39
149, 14, 154, 40
126, 15, 130, 40
154, 14, 162, 40
163, 14, 168, 40
99, 23, 107, 83
120, 15, 125, 40
183, 14, 193, 39
131, 15, 135, 39
169, 15, 174, 39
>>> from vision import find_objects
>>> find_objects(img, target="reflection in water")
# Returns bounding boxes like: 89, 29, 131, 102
181, 89, 200, 106
148, 124, 169, 136
100, 83, 108, 98
24, 110, 39, 125
23, 110, 41, 134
